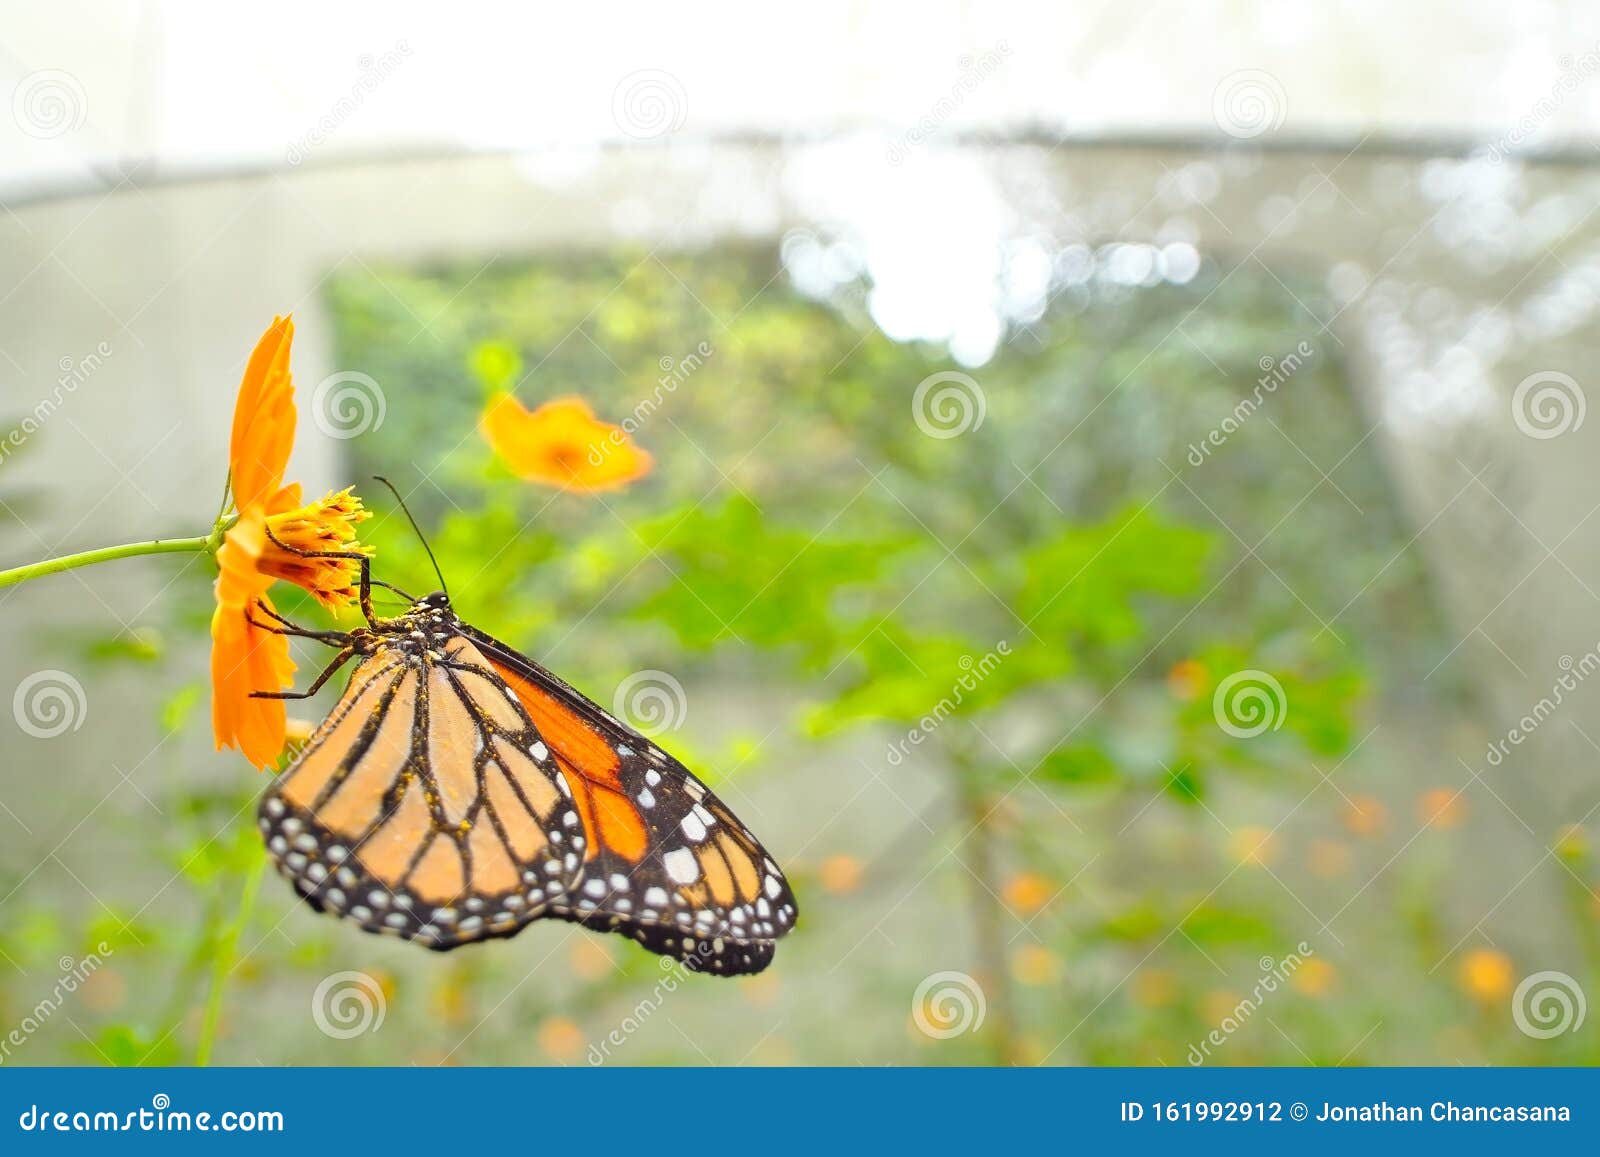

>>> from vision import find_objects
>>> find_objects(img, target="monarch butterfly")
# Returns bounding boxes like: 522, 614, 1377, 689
247, 506, 797, 977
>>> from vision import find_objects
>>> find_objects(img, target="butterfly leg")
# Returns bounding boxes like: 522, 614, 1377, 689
247, 601, 352, 646
249, 645, 357, 700
261, 523, 379, 625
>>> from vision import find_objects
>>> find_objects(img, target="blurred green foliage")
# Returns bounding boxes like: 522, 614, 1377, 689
3, 240, 1590, 1068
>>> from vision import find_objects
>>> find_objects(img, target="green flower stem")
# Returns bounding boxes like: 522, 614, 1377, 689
194, 851, 267, 1067
0, 531, 223, 591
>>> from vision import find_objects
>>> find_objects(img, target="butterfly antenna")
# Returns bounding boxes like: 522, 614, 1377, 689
373, 475, 450, 598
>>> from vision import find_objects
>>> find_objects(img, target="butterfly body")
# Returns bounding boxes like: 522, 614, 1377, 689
256, 592, 797, 976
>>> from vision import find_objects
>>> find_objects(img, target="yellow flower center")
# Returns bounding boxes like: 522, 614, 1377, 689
260, 488, 372, 610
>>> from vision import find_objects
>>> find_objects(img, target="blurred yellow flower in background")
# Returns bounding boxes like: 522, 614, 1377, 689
1459, 948, 1514, 1003
1553, 824, 1587, 861
819, 854, 864, 894
482, 393, 652, 492
1227, 825, 1276, 866
1003, 872, 1054, 915
1132, 968, 1177, 1009
430, 973, 472, 1027
1201, 990, 1243, 1024
1417, 787, 1466, 829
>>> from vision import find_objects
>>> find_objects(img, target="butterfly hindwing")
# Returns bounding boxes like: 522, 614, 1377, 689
463, 626, 799, 976
258, 631, 585, 949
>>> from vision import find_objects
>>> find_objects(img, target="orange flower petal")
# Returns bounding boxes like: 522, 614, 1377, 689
210, 512, 296, 770
229, 317, 296, 511
482, 392, 652, 492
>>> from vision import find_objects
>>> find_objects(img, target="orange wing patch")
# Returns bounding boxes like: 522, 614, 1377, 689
490, 660, 648, 863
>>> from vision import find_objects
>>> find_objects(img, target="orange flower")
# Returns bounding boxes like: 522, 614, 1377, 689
1417, 787, 1466, 829
537, 1016, 586, 1062
481, 393, 652, 492
1166, 658, 1207, 701
1012, 944, 1061, 986
1291, 957, 1338, 997
819, 854, 864, 894
210, 317, 371, 769
1342, 794, 1387, 837
1002, 872, 1054, 915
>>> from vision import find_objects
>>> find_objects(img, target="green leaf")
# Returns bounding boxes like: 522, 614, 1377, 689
469, 340, 523, 395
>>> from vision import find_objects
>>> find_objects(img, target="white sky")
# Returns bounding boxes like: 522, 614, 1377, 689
3, 0, 1600, 199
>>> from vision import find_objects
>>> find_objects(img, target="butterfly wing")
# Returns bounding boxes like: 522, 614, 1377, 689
257, 633, 585, 949
457, 625, 799, 976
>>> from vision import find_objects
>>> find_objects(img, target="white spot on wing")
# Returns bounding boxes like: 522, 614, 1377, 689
663, 847, 699, 884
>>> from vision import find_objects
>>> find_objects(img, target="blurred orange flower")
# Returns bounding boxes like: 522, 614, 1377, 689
740, 972, 782, 1007
1132, 968, 1177, 1008
1291, 957, 1338, 997
1459, 948, 1514, 1003
819, 854, 864, 894
1003, 872, 1054, 915
1166, 658, 1207, 701
1342, 794, 1387, 837
1417, 787, 1466, 829
482, 393, 652, 492
569, 938, 615, 981
537, 1016, 586, 1062
1307, 837, 1352, 879
210, 317, 372, 770
1012, 945, 1061, 986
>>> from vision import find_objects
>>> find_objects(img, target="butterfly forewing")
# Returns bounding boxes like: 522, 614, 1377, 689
258, 630, 585, 949
464, 627, 800, 976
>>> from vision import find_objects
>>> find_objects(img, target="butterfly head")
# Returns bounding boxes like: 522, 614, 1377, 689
417, 590, 452, 613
